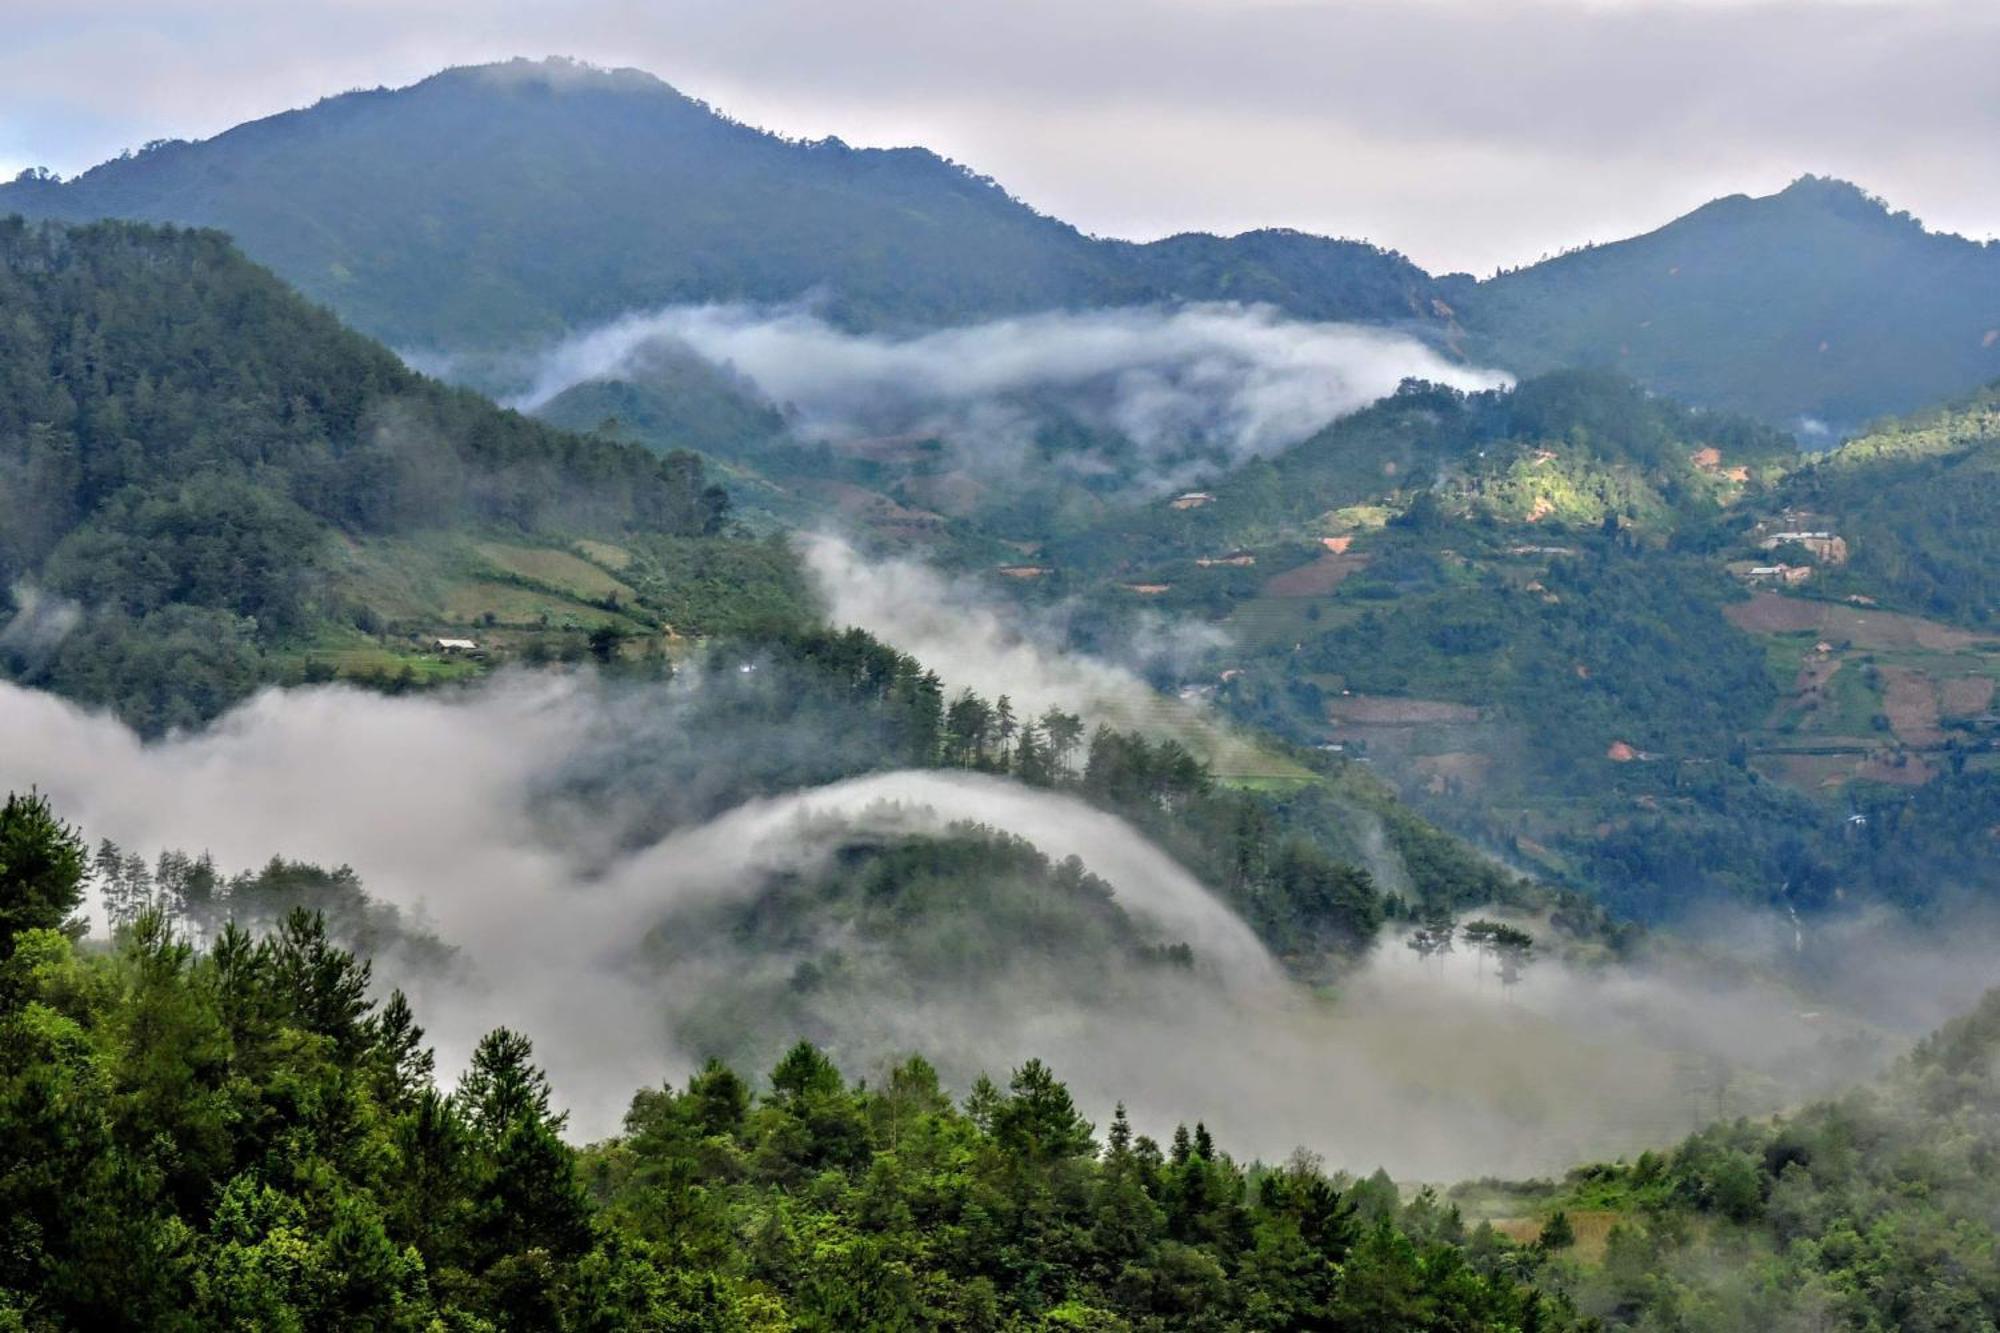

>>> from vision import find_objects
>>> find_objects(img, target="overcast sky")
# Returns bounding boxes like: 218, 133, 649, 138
3, 0, 1995, 275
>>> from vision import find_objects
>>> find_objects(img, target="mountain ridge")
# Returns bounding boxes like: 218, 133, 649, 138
5, 58, 1996, 431
0, 57, 1444, 355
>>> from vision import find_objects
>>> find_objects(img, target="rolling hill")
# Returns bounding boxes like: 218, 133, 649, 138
0, 216, 807, 732
1031, 370, 2000, 922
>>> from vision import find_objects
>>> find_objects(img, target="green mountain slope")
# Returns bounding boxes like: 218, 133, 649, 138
1775, 381, 2000, 624
1032, 371, 2000, 922
0, 58, 1445, 355
0, 217, 807, 732
1461, 176, 2000, 432
11, 65, 1998, 434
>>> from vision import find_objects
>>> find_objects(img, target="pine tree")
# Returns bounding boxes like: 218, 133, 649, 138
0, 789, 87, 954
456, 1027, 565, 1141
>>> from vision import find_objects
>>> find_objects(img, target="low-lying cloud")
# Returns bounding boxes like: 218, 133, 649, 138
512, 301, 1507, 496
802, 532, 1281, 776
805, 532, 1210, 723
0, 582, 82, 656
7, 671, 1994, 1179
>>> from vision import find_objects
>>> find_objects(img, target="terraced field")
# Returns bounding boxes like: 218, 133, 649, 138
473, 541, 637, 603
1733, 591, 2000, 793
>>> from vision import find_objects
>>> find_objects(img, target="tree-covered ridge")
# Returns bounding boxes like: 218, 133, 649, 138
1774, 380, 2000, 625
1044, 368, 2000, 925
14, 71, 2000, 432
1459, 176, 2000, 431
0, 217, 805, 731
1025, 373, 1871, 921
0, 789, 1566, 1331
8, 787, 2000, 1330
0, 59, 1444, 355
1485, 985, 2000, 1330
1048, 370, 1795, 571
709, 627, 1606, 963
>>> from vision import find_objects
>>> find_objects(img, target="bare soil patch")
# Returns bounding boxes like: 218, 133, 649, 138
1329, 696, 1483, 726
1490, 1210, 1621, 1265
1262, 553, 1369, 598
1413, 751, 1493, 793
1726, 592, 1980, 651
1942, 675, 1997, 718
1877, 666, 1944, 748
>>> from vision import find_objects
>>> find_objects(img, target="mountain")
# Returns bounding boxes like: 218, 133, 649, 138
10, 65, 1998, 434
1461, 176, 2000, 433
0, 217, 807, 732
0, 215, 1603, 962
0, 58, 1446, 355
1034, 369, 2000, 923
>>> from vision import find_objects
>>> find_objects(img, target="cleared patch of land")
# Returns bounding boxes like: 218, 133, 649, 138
474, 541, 636, 603
1488, 1210, 1621, 1266
572, 538, 635, 571
1261, 552, 1369, 598
1330, 696, 1485, 726
1726, 591, 1982, 651
1877, 665, 1945, 748
439, 579, 639, 630
1733, 592, 2000, 793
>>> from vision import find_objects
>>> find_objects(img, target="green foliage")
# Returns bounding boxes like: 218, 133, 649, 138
0, 60, 1442, 356
0, 837, 1556, 1328
0, 217, 788, 731
1309, 548, 1773, 769
1051, 370, 1792, 572
1539, 987, 2000, 1328
1781, 381, 2000, 624
0, 791, 85, 958
1462, 176, 2000, 430
11, 789, 2000, 1329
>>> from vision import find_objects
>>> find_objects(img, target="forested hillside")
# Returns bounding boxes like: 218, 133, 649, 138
589, 626, 1594, 967
0, 59, 1445, 355
6, 786, 1999, 1331
1775, 381, 2000, 625
1460, 177, 2000, 432
1028, 371, 2000, 922
0, 218, 806, 732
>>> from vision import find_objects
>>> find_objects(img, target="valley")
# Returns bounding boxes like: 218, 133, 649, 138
3, 37, 2000, 1333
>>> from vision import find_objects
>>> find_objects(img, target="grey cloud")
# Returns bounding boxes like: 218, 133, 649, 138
7, 667, 1998, 1175
0, 583, 83, 656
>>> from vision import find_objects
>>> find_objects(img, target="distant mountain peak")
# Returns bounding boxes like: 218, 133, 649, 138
423, 56, 686, 99
1772, 173, 1897, 220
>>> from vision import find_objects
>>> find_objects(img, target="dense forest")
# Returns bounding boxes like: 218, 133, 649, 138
0, 218, 801, 732
1777, 382, 2000, 626
6, 787, 2000, 1331
13, 66, 1999, 430
1459, 176, 2000, 431
0, 60, 1444, 356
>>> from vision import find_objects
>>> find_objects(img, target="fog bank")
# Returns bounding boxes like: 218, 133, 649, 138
2, 674, 1983, 1177
510, 301, 1508, 496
